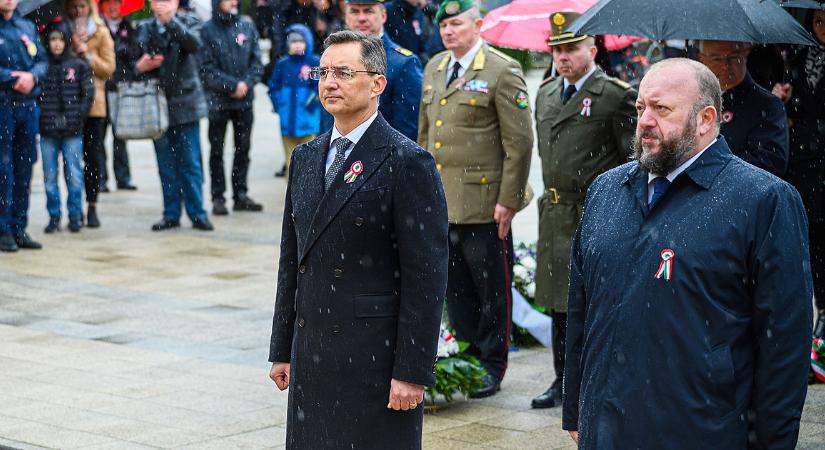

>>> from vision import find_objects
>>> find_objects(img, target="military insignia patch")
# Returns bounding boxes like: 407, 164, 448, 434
464, 79, 489, 93
552, 13, 565, 26
721, 111, 734, 123
21, 34, 36, 57
654, 249, 675, 281
395, 47, 414, 57
445, 1, 460, 15
515, 91, 529, 109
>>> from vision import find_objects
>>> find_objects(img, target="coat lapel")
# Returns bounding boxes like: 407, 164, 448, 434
622, 164, 650, 217
293, 133, 329, 257
441, 45, 485, 100
552, 68, 606, 127
300, 115, 393, 262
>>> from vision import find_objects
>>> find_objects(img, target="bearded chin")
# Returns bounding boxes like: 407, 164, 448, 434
632, 122, 697, 176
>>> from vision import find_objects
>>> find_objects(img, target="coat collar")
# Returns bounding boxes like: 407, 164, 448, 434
299, 113, 394, 262
437, 43, 487, 99
552, 66, 607, 126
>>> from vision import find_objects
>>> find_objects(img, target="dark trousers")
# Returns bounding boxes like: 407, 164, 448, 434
552, 311, 567, 386
446, 223, 514, 381
83, 117, 107, 204
103, 116, 132, 186
0, 101, 38, 234
811, 221, 825, 311
208, 108, 253, 202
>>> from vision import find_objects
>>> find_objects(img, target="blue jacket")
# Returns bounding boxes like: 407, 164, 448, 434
385, 1, 427, 58
564, 137, 812, 449
0, 11, 47, 105
320, 33, 423, 141
267, 24, 319, 137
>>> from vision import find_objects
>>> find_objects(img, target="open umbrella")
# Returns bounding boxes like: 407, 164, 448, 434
568, 0, 817, 45
18, 0, 145, 18
480, 0, 642, 51
779, 0, 825, 9
16, 0, 53, 16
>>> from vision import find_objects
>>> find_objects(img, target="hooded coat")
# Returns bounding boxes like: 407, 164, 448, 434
199, 0, 263, 111
267, 24, 319, 138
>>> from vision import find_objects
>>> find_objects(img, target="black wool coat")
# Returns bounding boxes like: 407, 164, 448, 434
269, 113, 449, 450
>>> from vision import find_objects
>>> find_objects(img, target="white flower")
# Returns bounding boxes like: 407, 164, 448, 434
437, 327, 459, 357
513, 265, 530, 281
526, 282, 536, 299
520, 256, 537, 271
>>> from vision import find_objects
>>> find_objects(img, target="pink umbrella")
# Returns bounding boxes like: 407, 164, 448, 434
480, 0, 643, 52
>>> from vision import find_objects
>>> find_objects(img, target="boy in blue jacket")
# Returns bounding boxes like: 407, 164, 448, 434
268, 24, 320, 178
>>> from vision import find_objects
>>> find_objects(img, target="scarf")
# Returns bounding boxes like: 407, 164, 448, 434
806, 42, 825, 90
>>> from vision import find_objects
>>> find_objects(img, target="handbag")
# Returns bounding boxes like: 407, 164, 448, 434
110, 79, 169, 140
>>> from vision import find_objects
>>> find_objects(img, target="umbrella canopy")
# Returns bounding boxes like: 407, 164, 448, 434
779, 0, 825, 9
480, 0, 642, 51
18, 0, 145, 19
17, 0, 53, 16
568, 0, 817, 45
119, 0, 145, 16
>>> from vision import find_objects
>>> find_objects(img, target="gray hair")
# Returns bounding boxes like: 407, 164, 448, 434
323, 30, 387, 75
648, 57, 722, 131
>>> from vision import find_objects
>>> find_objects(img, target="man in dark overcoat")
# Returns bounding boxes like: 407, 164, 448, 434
563, 58, 812, 448
268, 30, 448, 449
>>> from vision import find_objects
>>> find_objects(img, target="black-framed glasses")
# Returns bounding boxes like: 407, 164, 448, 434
309, 67, 383, 81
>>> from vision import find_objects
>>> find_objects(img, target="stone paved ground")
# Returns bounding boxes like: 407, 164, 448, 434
1, 74, 824, 449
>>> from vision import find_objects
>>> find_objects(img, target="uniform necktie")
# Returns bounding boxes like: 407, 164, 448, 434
561, 84, 578, 105
447, 62, 461, 87
649, 177, 671, 209
325, 137, 351, 190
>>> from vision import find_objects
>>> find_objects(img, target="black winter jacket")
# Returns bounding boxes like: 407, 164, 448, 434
199, 11, 263, 111
38, 56, 94, 138
132, 13, 207, 127
103, 17, 135, 89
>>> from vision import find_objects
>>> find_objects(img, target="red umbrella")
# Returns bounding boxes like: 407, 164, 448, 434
117, 0, 144, 16
480, 0, 642, 51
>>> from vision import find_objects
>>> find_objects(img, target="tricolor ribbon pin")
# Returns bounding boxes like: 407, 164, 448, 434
580, 97, 592, 117
654, 249, 675, 281
344, 160, 363, 184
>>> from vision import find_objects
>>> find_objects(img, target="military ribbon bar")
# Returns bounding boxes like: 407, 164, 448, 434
655, 249, 675, 280
344, 161, 363, 184
580, 97, 592, 117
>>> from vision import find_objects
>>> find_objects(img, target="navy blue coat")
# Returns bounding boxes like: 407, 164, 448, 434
720, 72, 789, 178
385, 1, 427, 58
564, 137, 812, 449
269, 113, 448, 448
0, 11, 47, 105
320, 33, 423, 141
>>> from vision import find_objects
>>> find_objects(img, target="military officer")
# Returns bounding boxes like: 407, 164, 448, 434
418, 0, 533, 398
319, 0, 423, 140
530, 11, 636, 409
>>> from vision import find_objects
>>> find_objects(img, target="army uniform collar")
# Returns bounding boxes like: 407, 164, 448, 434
550, 67, 607, 125
437, 41, 487, 99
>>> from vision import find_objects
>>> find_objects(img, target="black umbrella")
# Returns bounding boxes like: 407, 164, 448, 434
568, 0, 817, 45
779, 0, 825, 9
16, 0, 57, 16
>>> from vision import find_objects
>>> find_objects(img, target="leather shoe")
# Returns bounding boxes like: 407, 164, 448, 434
192, 218, 214, 231
531, 380, 562, 409
212, 198, 229, 216
44, 217, 60, 234
274, 164, 286, 178
0, 233, 18, 252
151, 218, 180, 231
14, 232, 42, 250
86, 206, 100, 228
233, 195, 263, 212
117, 183, 137, 191
469, 374, 501, 399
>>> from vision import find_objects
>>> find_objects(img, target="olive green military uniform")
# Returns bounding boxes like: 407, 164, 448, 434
418, 42, 532, 384
534, 67, 637, 313
418, 43, 533, 223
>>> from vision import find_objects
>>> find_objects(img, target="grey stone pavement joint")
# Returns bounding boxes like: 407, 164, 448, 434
1, 74, 823, 449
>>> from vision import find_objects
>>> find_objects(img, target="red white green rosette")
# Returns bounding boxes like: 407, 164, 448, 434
344, 160, 364, 184
813, 337, 825, 383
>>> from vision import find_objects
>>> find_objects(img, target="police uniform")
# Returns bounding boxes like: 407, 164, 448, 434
320, 0, 424, 141
529, 11, 637, 409
418, 0, 533, 397
0, 10, 47, 252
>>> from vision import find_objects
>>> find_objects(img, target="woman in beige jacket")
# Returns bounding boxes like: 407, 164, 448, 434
66, 0, 114, 228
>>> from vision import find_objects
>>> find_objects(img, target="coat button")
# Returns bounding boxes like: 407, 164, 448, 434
297, 318, 305, 328
614, 350, 626, 365
435, 120, 443, 127
436, 163, 443, 171
469, 98, 477, 106
434, 142, 442, 150
334, 268, 343, 278
355, 217, 364, 227
299, 265, 306, 274
331, 324, 341, 333
440, 98, 447, 105
480, 176, 488, 184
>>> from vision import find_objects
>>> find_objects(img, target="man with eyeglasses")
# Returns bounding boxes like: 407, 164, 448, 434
698, 40, 789, 177
418, 0, 533, 399
268, 30, 448, 449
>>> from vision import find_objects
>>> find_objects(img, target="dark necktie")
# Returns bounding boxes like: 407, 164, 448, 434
648, 177, 671, 209
447, 62, 461, 88
325, 137, 351, 190
561, 84, 577, 105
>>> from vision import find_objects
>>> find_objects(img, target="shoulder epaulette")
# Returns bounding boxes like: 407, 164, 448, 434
394, 47, 414, 57
487, 46, 517, 63
539, 77, 556, 88
608, 77, 632, 90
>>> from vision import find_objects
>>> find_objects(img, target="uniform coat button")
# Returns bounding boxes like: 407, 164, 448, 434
298, 318, 305, 327
331, 324, 342, 333
334, 268, 343, 278
299, 265, 306, 274
355, 217, 364, 226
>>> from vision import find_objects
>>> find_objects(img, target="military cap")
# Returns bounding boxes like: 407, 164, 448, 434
345, 0, 384, 4
435, 0, 475, 23
547, 11, 589, 47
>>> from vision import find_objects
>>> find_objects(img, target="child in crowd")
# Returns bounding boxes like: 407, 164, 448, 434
38, 18, 94, 233
268, 24, 320, 178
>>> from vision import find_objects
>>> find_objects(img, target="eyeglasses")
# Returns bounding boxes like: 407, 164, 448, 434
309, 67, 383, 81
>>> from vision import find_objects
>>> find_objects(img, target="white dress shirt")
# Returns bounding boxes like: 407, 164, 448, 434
447, 38, 484, 80
647, 138, 717, 203
326, 110, 379, 173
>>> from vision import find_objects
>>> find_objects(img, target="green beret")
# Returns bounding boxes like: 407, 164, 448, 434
435, 0, 474, 23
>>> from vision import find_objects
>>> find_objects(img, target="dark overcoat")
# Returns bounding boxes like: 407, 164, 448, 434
269, 113, 448, 449
563, 137, 812, 449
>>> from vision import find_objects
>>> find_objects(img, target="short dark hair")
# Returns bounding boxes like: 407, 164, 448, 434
322, 30, 387, 75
